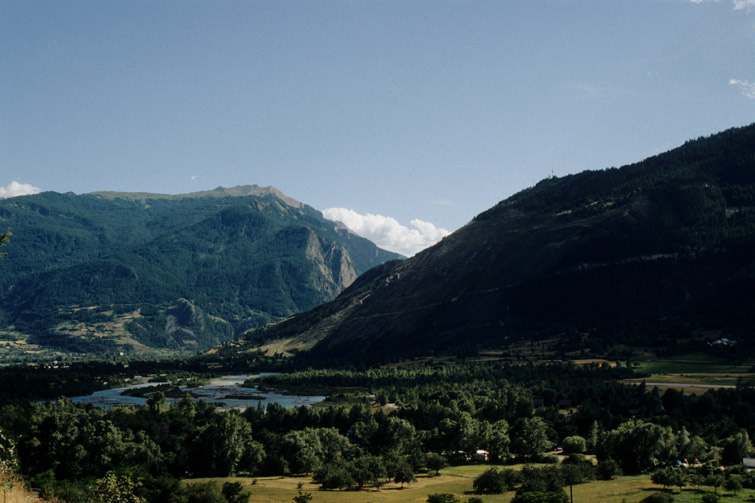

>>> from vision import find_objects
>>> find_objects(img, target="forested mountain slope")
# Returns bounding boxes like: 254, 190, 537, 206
235, 125, 755, 362
0, 186, 400, 356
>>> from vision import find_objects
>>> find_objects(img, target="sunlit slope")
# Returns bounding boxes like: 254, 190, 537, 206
0, 186, 400, 356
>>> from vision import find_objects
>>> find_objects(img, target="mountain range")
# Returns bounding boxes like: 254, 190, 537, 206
231, 125, 755, 363
0, 186, 400, 357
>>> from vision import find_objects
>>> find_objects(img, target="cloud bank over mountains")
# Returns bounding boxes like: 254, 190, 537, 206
0, 181, 41, 199
322, 207, 450, 257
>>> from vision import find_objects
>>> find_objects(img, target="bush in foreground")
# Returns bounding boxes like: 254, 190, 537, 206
426, 494, 460, 503
510, 490, 569, 503
473, 467, 520, 494
639, 492, 674, 503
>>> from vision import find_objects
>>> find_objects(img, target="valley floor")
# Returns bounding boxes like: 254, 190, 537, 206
187, 468, 755, 503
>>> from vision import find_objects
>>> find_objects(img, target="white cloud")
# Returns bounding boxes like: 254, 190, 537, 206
0, 181, 41, 199
322, 207, 451, 257
729, 79, 755, 99
191, 175, 198, 181
688, 0, 755, 8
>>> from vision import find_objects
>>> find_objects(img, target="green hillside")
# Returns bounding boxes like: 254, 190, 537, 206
232, 125, 755, 363
0, 186, 400, 358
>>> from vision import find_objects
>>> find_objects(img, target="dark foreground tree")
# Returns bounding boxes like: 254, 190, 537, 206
511, 491, 569, 503
426, 494, 460, 503
426, 453, 448, 476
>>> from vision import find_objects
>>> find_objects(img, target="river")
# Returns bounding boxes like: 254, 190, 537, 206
68, 374, 327, 410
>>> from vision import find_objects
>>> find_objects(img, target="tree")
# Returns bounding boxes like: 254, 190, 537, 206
682, 436, 712, 463
282, 430, 322, 474
490, 419, 511, 461
706, 474, 724, 495
651, 467, 685, 491
512, 418, 554, 460
377, 417, 416, 455
598, 419, 677, 474
520, 465, 564, 493
147, 391, 167, 415
562, 436, 586, 455
724, 475, 742, 494
195, 412, 264, 476
349, 455, 385, 490
391, 458, 415, 488
0, 229, 9, 259
596, 459, 621, 481
688, 472, 706, 491
720, 430, 753, 465
88, 472, 146, 503
587, 421, 600, 453
0, 427, 19, 503
473, 467, 520, 494
313, 459, 355, 490
426, 453, 448, 476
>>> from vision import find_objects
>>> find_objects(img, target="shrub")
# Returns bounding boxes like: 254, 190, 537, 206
292, 492, 312, 503
639, 493, 674, 503
473, 467, 520, 494
426, 494, 460, 503
520, 465, 563, 493
313, 460, 355, 490
511, 490, 569, 503
596, 459, 622, 480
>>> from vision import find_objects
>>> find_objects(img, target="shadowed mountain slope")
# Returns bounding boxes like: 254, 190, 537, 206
235, 125, 755, 362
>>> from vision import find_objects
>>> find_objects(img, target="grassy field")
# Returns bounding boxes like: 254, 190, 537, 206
623, 373, 755, 386
625, 355, 755, 393
632, 361, 752, 375
184, 467, 755, 503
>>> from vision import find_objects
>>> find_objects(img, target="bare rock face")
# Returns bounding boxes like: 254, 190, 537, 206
166, 298, 201, 332
0, 183, 401, 355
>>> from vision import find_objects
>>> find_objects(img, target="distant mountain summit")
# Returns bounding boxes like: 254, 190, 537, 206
92, 184, 304, 208
0, 186, 400, 357
232, 125, 755, 362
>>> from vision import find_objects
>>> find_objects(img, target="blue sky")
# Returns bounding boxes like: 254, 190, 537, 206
1, 1, 754, 255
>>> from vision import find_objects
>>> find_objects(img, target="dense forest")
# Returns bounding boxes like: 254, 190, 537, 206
0, 362, 752, 502
0, 187, 399, 357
